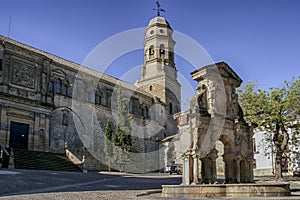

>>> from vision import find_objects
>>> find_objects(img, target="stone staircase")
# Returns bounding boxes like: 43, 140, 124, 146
12, 148, 82, 172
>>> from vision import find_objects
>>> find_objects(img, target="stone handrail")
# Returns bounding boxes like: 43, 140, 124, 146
65, 149, 83, 165
0, 143, 9, 156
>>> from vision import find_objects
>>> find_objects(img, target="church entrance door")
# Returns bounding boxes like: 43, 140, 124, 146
9, 122, 29, 149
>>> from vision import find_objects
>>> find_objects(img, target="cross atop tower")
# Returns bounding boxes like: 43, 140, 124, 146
154, 1, 165, 16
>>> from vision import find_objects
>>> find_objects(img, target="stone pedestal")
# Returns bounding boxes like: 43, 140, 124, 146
162, 183, 291, 198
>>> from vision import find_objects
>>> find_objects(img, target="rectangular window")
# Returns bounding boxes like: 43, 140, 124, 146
95, 95, 101, 105
56, 79, 62, 94
62, 85, 68, 96
49, 82, 54, 93
106, 90, 112, 107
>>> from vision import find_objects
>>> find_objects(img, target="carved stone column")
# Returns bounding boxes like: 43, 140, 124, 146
192, 153, 199, 185
234, 156, 241, 183
200, 156, 211, 184
209, 149, 218, 183
182, 154, 191, 185
223, 153, 236, 183
247, 158, 254, 183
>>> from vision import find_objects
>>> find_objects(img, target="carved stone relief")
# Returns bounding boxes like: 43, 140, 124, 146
11, 59, 36, 89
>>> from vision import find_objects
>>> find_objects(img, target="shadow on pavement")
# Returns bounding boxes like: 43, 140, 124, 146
0, 169, 181, 197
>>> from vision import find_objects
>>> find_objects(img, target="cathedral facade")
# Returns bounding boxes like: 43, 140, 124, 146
0, 16, 180, 172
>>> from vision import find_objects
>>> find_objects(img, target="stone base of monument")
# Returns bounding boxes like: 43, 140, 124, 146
162, 183, 291, 198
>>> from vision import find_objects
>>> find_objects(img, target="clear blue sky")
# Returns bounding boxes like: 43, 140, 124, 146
1, 0, 300, 92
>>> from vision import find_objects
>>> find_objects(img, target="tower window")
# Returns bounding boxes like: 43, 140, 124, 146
149, 45, 154, 56
159, 44, 165, 54
169, 103, 173, 114
159, 44, 165, 59
149, 85, 152, 91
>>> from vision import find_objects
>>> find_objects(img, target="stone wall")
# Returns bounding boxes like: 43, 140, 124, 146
0, 36, 176, 172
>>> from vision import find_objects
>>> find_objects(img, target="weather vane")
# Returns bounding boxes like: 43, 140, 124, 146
153, 1, 165, 17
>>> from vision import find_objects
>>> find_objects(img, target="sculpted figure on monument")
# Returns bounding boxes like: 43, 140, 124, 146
197, 85, 208, 113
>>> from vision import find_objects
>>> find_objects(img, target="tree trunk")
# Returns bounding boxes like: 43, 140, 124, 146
273, 122, 289, 181
274, 149, 283, 181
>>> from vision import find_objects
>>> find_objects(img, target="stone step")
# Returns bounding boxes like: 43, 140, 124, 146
13, 148, 82, 172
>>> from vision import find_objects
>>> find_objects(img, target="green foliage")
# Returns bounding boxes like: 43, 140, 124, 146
238, 78, 300, 131
103, 88, 133, 172
104, 120, 114, 171
238, 77, 300, 180
113, 88, 132, 171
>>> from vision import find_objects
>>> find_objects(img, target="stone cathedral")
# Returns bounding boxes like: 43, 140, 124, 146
0, 16, 181, 172
0, 13, 253, 175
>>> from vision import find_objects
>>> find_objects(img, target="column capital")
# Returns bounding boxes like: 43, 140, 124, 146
223, 153, 235, 161
209, 149, 218, 160
192, 153, 199, 159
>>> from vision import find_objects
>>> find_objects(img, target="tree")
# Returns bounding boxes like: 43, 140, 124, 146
113, 88, 132, 172
104, 120, 114, 171
238, 77, 300, 181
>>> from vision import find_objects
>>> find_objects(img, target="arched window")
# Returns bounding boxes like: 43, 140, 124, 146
169, 102, 173, 114
149, 45, 154, 56
149, 85, 152, 91
56, 79, 62, 93
159, 44, 165, 54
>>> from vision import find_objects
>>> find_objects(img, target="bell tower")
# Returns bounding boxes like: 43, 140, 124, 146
136, 16, 181, 118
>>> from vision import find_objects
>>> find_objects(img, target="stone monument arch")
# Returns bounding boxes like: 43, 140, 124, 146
163, 62, 290, 198
169, 62, 255, 185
